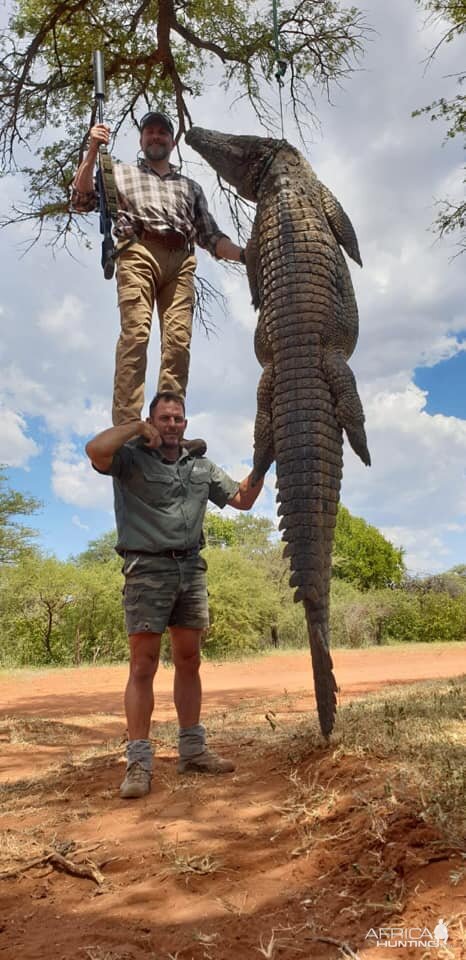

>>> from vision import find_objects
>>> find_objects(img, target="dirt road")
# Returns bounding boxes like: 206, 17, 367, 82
1, 642, 463, 723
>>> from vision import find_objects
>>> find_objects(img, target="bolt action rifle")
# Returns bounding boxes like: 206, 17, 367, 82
92, 50, 119, 279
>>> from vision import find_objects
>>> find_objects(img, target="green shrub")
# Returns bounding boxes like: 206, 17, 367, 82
202, 547, 278, 658
275, 602, 308, 648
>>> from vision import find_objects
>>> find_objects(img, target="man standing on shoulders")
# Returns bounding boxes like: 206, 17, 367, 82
85, 391, 264, 799
72, 113, 247, 425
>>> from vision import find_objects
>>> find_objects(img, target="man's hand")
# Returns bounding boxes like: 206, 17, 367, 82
215, 236, 246, 263
84, 124, 110, 162
86, 419, 158, 473
73, 124, 111, 195
243, 238, 252, 259
89, 123, 110, 145
140, 420, 162, 449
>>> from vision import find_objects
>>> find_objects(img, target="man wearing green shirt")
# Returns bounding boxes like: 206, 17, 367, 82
86, 391, 264, 799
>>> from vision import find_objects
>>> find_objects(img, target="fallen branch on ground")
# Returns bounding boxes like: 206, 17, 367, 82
0, 850, 105, 885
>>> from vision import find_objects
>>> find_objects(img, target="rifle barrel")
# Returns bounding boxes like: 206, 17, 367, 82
93, 51, 106, 100
92, 49, 115, 279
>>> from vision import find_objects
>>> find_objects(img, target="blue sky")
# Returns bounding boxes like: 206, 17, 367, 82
415, 351, 466, 419
0, 0, 465, 573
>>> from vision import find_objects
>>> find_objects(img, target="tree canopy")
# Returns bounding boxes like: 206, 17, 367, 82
205, 511, 275, 549
0, 468, 41, 565
332, 505, 405, 590
0, 0, 369, 245
74, 529, 119, 565
413, 0, 466, 253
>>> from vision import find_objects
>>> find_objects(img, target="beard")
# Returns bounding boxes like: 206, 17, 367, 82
144, 143, 171, 162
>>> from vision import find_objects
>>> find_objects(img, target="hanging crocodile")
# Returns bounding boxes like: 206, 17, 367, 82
185, 127, 370, 737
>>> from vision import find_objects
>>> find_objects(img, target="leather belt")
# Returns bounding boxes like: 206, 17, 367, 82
139, 228, 192, 251
154, 547, 200, 559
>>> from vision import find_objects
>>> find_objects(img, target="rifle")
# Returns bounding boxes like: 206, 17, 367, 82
92, 50, 119, 279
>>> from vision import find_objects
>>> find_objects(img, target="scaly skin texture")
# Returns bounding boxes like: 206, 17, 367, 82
186, 128, 370, 737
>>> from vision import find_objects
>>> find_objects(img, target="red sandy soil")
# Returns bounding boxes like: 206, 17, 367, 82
0, 645, 464, 960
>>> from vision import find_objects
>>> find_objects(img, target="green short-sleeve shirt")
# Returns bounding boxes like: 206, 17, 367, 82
100, 440, 240, 555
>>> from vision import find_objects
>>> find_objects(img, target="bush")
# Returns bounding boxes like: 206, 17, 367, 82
202, 547, 278, 658
275, 603, 308, 648
416, 593, 466, 643
330, 584, 466, 649
333, 505, 405, 589
0, 557, 127, 667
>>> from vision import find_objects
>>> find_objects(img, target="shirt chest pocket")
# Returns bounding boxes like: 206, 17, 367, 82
189, 465, 210, 504
140, 471, 174, 507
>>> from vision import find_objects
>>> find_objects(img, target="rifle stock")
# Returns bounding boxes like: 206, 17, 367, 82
93, 50, 117, 280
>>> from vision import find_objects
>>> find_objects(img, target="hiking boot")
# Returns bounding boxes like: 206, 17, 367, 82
177, 750, 235, 775
119, 761, 152, 799
183, 438, 207, 457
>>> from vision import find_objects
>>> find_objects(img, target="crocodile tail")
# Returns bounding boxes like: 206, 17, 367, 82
304, 600, 338, 737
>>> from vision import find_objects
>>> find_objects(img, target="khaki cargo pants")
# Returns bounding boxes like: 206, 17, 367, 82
112, 238, 196, 426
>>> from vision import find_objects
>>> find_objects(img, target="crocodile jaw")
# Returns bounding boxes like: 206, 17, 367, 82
185, 126, 275, 202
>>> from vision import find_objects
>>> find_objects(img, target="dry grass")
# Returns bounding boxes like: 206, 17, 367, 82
83, 950, 134, 960
0, 827, 44, 865
267, 676, 466, 842
0, 717, 82, 745
157, 840, 223, 882
214, 891, 250, 916
255, 925, 311, 958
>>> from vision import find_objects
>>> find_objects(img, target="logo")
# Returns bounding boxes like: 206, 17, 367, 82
365, 920, 449, 949
433, 921, 449, 945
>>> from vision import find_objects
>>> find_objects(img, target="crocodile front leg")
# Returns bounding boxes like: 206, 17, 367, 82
252, 317, 275, 483
245, 218, 260, 309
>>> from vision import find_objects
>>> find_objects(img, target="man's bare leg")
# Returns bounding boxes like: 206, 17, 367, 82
120, 630, 161, 799
170, 626, 202, 728
125, 631, 162, 738
170, 626, 235, 775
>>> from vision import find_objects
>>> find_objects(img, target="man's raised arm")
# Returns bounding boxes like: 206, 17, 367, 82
71, 124, 110, 212
227, 472, 264, 511
85, 420, 161, 473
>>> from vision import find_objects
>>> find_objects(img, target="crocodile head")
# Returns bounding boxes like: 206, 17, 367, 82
185, 126, 286, 202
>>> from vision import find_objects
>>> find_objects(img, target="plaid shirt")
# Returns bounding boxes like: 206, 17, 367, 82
71, 159, 228, 257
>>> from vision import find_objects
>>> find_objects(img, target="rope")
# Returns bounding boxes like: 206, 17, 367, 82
278, 83, 285, 140
271, 0, 287, 139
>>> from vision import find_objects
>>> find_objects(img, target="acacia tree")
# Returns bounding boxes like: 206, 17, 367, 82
413, 0, 466, 252
0, 468, 41, 565
332, 505, 405, 590
73, 528, 119, 565
0, 0, 369, 247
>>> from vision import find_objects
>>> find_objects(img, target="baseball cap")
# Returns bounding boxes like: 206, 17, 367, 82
139, 111, 174, 136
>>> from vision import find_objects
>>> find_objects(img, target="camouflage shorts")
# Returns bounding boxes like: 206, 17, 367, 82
122, 553, 209, 635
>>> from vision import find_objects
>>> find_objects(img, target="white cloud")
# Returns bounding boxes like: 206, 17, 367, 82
220, 270, 256, 333
38, 294, 91, 350
52, 442, 113, 510
381, 525, 452, 575
1, 364, 52, 412
0, 363, 110, 437
187, 411, 254, 466
0, 406, 39, 467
